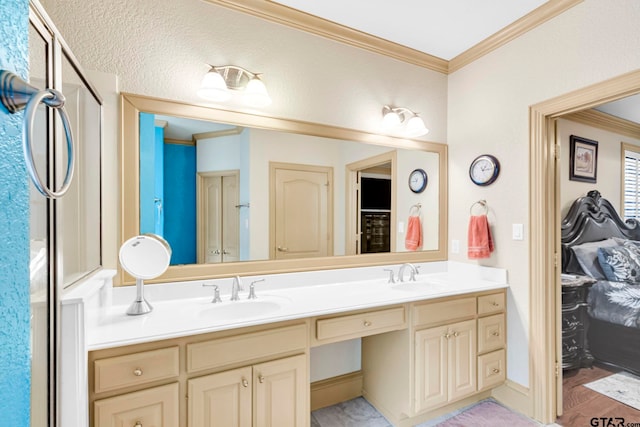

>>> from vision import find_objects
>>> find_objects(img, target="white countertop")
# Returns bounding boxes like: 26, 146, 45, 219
77, 262, 508, 351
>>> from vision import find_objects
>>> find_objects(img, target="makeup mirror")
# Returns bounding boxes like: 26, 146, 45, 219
119, 234, 172, 314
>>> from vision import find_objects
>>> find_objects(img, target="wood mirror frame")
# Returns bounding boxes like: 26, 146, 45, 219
120, 93, 448, 285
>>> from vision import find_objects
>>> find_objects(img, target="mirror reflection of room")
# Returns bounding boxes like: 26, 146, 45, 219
138, 112, 439, 265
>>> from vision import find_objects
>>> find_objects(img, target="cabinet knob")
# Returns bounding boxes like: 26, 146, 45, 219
492, 331, 500, 337
242, 378, 249, 388
492, 368, 500, 374
133, 422, 142, 427
453, 332, 459, 337
133, 368, 143, 377
491, 301, 500, 307
363, 320, 372, 327
444, 333, 450, 339
258, 375, 265, 383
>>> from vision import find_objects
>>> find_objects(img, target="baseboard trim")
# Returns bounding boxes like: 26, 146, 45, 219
311, 371, 363, 411
491, 380, 532, 417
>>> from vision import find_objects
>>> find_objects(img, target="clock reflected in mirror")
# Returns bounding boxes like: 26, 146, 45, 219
409, 168, 428, 193
469, 154, 500, 186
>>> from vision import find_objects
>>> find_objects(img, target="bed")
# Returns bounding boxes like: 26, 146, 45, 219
561, 190, 640, 376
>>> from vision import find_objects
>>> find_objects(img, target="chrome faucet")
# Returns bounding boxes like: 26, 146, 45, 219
231, 275, 244, 301
398, 263, 419, 282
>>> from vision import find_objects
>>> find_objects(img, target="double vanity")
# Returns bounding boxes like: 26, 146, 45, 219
61, 261, 508, 427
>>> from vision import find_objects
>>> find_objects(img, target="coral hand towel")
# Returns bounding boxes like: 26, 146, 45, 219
468, 214, 494, 259
405, 216, 422, 251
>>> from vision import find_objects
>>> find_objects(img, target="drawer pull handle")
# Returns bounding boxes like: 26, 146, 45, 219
492, 368, 500, 374
242, 378, 249, 388
134, 422, 142, 427
491, 302, 500, 307
492, 331, 500, 337
363, 320, 372, 327
133, 368, 143, 377
258, 375, 265, 383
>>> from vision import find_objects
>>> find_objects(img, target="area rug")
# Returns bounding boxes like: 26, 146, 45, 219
584, 371, 640, 411
429, 400, 538, 427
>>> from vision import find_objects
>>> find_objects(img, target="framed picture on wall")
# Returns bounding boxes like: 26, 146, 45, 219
569, 135, 598, 183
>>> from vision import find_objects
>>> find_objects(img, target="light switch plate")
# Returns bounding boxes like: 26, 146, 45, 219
451, 239, 460, 254
512, 224, 524, 240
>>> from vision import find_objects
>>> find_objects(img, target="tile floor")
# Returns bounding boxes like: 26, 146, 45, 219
310, 397, 558, 427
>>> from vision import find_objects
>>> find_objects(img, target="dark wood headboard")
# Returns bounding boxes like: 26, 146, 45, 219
562, 190, 640, 246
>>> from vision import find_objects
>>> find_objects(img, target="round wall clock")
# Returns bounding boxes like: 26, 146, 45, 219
408, 168, 428, 193
469, 154, 500, 186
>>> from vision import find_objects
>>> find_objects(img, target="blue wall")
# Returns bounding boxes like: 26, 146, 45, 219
0, 0, 32, 426
164, 143, 196, 264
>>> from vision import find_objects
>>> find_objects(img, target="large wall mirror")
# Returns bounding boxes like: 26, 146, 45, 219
121, 93, 447, 285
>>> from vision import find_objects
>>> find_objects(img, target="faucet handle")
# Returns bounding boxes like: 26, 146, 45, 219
202, 284, 222, 303
383, 268, 396, 284
411, 266, 421, 281
248, 279, 265, 299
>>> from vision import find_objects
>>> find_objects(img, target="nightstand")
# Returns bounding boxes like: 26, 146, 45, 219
561, 275, 596, 370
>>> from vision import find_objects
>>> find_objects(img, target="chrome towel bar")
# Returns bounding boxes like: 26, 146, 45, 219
0, 70, 75, 199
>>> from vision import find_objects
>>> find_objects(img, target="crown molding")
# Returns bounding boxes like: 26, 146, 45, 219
203, 0, 581, 75
448, 0, 582, 73
563, 108, 640, 140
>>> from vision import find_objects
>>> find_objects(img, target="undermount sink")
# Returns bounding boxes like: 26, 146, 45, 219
196, 295, 289, 320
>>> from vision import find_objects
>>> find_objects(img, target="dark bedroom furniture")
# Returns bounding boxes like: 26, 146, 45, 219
560, 276, 594, 370
561, 190, 640, 376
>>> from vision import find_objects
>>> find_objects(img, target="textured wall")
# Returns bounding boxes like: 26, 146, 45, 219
447, 0, 640, 386
0, 0, 31, 425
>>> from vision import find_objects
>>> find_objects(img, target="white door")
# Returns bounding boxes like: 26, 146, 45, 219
198, 171, 239, 263
271, 164, 332, 260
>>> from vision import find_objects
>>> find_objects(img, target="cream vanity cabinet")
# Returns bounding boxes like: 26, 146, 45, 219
89, 322, 309, 427
362, 290, 506, 426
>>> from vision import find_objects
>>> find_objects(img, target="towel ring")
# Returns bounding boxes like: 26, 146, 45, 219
0, 70, 75, 199
409, 203, 422, 215
470, 200, 488, 215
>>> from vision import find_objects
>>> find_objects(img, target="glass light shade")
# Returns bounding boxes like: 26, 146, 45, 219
197, 70, 231, 101
243, 77, 272, 107
405, 115, 429, 137
381, 110, 401, 129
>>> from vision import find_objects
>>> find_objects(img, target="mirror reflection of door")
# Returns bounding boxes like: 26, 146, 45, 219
359, 163, 392, 254
270, 162, 333, 260
345, 151, 396, 255
197, 171, 239, 263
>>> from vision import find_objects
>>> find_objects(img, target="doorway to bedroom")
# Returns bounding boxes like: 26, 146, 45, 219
530, 71, 640, 425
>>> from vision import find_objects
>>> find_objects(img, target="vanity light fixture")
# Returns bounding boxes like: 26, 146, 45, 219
381, 105, 429, 137
198, 64, 272, 107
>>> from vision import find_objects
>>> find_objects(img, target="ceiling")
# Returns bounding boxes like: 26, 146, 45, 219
270, 0, 549, 60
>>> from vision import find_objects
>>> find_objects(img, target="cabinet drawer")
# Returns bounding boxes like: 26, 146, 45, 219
477, 349, 506, 391
94, 346, 179, 394
478, 292, 505, 315
413, 297, 475, 327
187, 323, 307, 374
478, 314, 505, 354
94, 382, 179, 427
315, 306, 406, 344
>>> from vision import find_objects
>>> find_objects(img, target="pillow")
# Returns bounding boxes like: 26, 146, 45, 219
571, 238, 622, 279
597, 244, 640, 284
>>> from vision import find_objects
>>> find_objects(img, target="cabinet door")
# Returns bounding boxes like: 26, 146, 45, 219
254, 354, 307, 427
448, 319, 477, 401
94, 382, 179, 427
188, 367, 252, 427
415, 325, 448, 412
